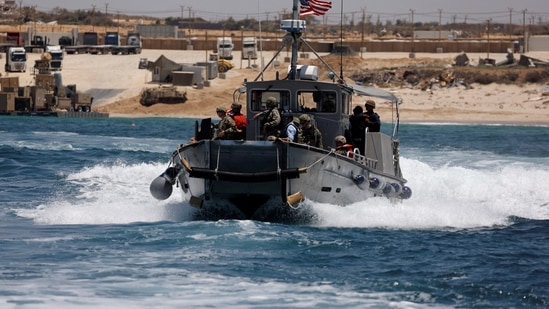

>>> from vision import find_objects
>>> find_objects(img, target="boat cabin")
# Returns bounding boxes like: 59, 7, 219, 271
244, 75, 354, 148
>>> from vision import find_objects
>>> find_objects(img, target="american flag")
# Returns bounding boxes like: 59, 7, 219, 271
299, 0, 332, 17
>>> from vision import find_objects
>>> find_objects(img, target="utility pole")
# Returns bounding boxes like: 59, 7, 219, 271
360, 8, 365, 58
438, 9, 442, 41
180, 5, 184, 19
410, 9, 415, 58
188, 6, 192, 34
351, 11, 355, 34
522, 9, 527, 53
105, 3, 109, 32
486, 19, 491, 59
508, 8, 513, 40
18, 0, 22, 31
91, 5, 96, 32
32, 5, 37, 40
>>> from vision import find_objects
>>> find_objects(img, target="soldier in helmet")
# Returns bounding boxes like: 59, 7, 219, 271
253, 96, 281, 139
228, 102, 247, 139
299, 114, 323, 148
364, 99, 381, 132
214, 106, 238, 140
334, 135, 353, 157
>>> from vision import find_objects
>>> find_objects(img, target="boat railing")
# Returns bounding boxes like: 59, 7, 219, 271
351, 149, 378, 170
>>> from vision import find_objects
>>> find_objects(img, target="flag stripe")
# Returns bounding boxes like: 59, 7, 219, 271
299, 0, 332, 17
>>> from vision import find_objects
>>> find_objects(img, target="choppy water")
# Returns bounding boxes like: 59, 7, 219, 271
1, 116, 548, 308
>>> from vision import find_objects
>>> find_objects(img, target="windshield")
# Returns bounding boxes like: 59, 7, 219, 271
297, 90, 337, 113
11, 53, 26, 61
250, 90, 291, 112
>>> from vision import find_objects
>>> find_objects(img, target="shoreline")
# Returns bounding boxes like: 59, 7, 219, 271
9, 49, 547, 126
105, 112, 549, 127
100, 81, 549, 126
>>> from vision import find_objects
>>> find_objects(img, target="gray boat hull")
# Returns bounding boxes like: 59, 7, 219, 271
159, 138, 409, 220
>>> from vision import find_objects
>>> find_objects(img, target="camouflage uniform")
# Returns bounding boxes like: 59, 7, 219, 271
299, 114, 323, 148
215, 106, 238, 140
216, 116, 238, 139
260, 98, 281, 139
302, 125, 323, 148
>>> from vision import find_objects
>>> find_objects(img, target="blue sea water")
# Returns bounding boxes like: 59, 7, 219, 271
1, 116, 548, 308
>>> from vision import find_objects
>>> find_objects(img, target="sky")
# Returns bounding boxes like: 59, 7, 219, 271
22, 0, 549, 24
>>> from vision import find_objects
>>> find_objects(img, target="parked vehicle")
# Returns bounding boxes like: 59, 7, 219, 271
6, 32, 23, 46
126, 31, 142, 48
46, 45, 64, 71
82, 32, 99, 46
111, 31, 142, 55
216, 37, 234, 60
209, 53, 234, 73
242, 37, 258, 60
5, 47, 27, 72
104, 32, 121, 46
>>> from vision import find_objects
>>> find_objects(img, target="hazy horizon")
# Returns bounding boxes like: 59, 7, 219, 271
22, 0, 549, 24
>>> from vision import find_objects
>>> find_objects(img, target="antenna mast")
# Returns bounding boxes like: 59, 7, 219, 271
339, 0, 344, 81
288, 0, 302, 80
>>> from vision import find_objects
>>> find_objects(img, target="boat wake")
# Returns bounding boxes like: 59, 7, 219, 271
15, 158, 549, 229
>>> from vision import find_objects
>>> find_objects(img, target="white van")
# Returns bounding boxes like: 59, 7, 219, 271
216, 37, 234, 60
242, 37, 258, 60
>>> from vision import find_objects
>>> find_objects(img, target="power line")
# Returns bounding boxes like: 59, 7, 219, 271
21, 4, 549, 24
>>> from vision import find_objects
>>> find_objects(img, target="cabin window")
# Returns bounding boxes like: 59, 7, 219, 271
250, 90, 291, 111
296, 90, 337, 113
342, 92, 351, 115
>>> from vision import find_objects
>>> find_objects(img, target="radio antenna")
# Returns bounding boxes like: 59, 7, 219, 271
339, 0, 344, 81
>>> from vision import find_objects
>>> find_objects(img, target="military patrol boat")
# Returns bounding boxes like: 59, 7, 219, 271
150, 0, 411, 221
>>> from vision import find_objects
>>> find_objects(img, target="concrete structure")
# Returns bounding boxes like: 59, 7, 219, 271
136, 25, 178, 39
528, 35, 549, 52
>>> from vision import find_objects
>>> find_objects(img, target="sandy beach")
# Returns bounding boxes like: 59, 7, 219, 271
10, 49, 549, 125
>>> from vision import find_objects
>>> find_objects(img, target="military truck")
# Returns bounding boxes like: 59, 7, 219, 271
139, 86, 186, 106
54, 84, 93, 112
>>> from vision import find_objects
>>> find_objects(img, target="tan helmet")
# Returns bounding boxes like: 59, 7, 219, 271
335, 135, 346, 144
365, 99, 376, 108
216, 106, 227, 113
265, 96, 277, 108
298, 114, 311, 123
230, 102, 241, 110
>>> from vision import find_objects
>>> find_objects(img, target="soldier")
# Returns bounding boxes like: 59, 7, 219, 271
349, 105, 367, 154
364, 100, 381, 132
215, 106, 238, 140
334, 135, 353, 157
299, 114, 323, 148
253, 96, 281, 139
228, 102, 247, 139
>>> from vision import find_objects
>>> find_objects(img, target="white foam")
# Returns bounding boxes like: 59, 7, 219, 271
312, 157, 549, 229
16, 162, 196, 225
15, 156, 549, 229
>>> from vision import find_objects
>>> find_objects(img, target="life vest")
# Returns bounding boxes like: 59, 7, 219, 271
232, 113, 247, 130
336, 144, 354, 157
